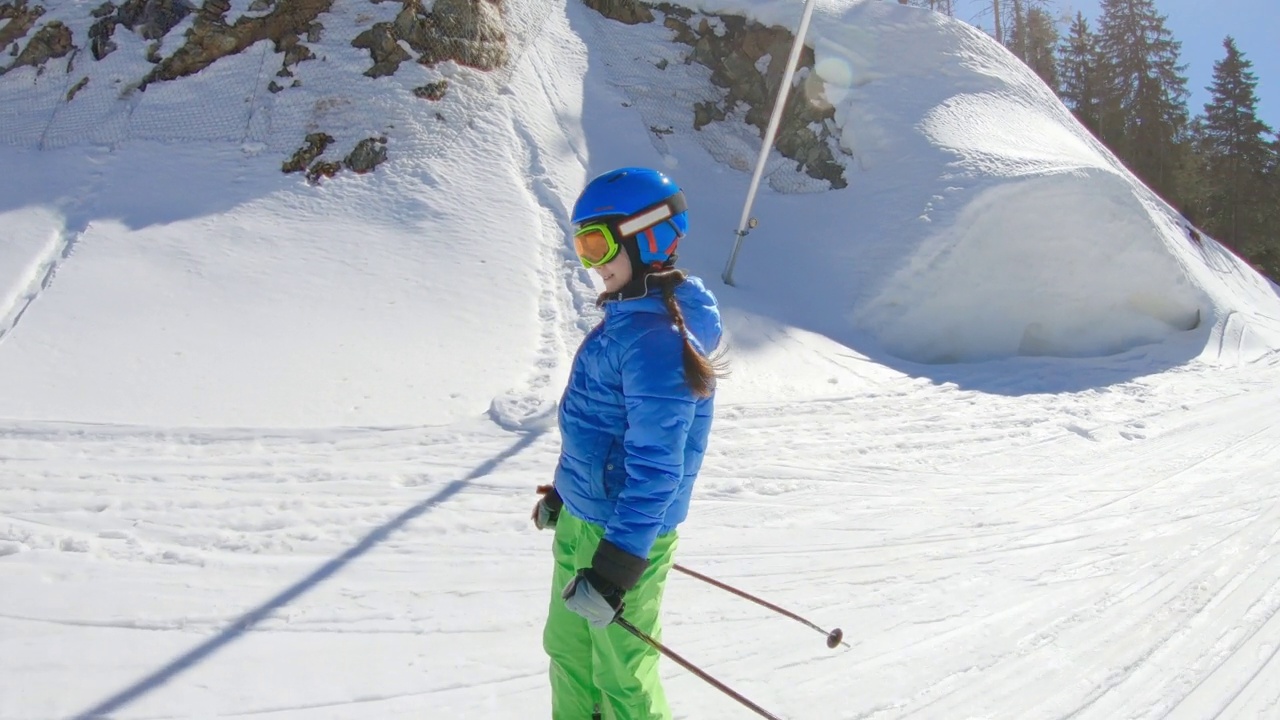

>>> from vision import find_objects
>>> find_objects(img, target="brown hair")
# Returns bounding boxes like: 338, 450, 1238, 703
649, 269, 728, 398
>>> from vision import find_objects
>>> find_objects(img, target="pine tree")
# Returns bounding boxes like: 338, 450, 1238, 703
1263, 134, 1280, 279
1095, 0, 1190, 202
1006, 0, 1026, 59
914, 0, 954, 14
1058, 12, 1103, 136
1192, 37, 1276, 261
1179, 115, 1212, 225
1021, 6, 1059, 92
1005, 1, 1060, 93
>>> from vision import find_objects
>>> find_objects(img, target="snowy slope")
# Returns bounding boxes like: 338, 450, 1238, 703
3, 0, 1280, 718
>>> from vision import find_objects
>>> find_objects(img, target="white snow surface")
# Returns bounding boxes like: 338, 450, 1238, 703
3, 0, 1280, 718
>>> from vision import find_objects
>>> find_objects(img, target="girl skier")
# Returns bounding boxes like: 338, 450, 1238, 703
532, 167, 724, 720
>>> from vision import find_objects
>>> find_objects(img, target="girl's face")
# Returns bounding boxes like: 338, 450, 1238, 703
594, 244, 633, 293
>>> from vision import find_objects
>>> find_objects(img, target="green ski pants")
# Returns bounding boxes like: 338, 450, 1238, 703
543, 510, 678, 720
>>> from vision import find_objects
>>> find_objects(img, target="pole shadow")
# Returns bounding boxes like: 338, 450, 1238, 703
71, 429, 544, 720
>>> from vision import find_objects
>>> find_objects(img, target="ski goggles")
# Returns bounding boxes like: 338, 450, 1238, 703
572, 192, 688, 268
573, 222, 624, 269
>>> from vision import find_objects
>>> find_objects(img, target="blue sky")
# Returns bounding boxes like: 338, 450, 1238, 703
953, 0, 1279, 132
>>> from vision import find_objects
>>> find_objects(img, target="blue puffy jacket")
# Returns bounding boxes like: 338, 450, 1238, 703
554, 275, 722, 561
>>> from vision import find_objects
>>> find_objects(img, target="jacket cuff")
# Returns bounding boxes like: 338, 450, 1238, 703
591, 539, 649, 591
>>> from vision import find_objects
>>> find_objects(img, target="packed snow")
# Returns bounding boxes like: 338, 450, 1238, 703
2, 0, 1280, 718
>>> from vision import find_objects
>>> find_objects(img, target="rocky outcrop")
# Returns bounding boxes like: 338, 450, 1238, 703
66, 74, 89, 100
139, 0, 330, 89
282, 131, 333, 173
343, 136, 387, 173
409, 0, 506, 69
88, 0, 196, 61
0, 1, 44, 54
582, 0, 652, 25
120, 0, 194, 40
352, 0, 507, 77
350, 20, 408, 78
282, 132, 387, 181
413, 79, 448, 100
0, 0, 842, 187
2, 19, 73, 76
590, 1, 847, 189
306, 159, 340, 183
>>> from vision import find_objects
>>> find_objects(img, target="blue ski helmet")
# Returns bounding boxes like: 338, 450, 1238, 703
571, 167, 689, 267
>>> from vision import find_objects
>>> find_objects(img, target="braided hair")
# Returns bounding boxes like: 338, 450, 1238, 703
596, 228, 726, 399
649, 269, 727, 399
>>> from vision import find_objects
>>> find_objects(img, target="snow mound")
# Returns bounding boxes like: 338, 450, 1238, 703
699, 1, 1280, 366
859, 171, 1203, 363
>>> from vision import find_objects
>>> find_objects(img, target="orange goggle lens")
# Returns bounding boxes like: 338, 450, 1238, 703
573, 224, 621, 268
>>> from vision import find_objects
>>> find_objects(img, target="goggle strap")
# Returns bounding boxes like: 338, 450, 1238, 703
662, 234, 679, 259
640, 225, 681, 266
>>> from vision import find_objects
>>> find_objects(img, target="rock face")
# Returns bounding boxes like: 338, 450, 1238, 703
412, 79, 449, 100
2, 0, 843, 187
89, 0, 197, 61
282, 132, 387, 181
350, 20, 408, 78
282, 132, 334, 173
2, 18, 72, 75
139, 0, 331, 89
352, 0, 508, 77
121, 0, 195, 40
343, 136, 387, 174
591, 1, 847, 189
1, 2, 79, 77
0, 1, 45, 54
583, 0, 652, 25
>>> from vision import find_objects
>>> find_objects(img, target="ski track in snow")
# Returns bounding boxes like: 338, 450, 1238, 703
487, 94, 594, 433
3, 363, 1280, 719
481, 24, 605, 435
0, 225, 79, 345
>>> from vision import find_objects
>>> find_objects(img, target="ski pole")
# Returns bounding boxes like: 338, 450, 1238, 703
674, 564, 848, 649
615, 616, 783, 720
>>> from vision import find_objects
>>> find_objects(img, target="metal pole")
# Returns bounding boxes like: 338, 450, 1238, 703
615, 617, 784, 719
722, 0, 819, 286
674, 564, 848, 648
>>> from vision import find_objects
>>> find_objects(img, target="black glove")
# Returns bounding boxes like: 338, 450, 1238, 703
532, 484, 563, 530
561, 540, 647, 627
562, 568, 625, 628
588, 538, 648, 591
